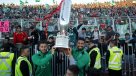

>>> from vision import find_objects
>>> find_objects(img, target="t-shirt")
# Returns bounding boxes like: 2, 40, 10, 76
78, 32, 86, 39
13, 32, 28, 44
92, 31, 101, 40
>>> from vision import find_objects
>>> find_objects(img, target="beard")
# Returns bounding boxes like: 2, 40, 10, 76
77, 46, 84, 50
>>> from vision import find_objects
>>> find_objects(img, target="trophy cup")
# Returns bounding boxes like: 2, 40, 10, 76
54, 0, 72, 48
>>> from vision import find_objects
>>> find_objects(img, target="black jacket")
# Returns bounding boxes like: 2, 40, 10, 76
30, 30, 39, 44
20, 60, 30, 76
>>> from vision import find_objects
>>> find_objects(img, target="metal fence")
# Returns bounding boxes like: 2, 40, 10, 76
0, 16, 136, 39
12, 41, 135, 76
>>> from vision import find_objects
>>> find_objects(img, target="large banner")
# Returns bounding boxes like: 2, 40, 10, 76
0, 21, 10, 32
116, 24, 129, 37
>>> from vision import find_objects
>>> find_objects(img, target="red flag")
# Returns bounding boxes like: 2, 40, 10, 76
35, 0, 64, 38
44, 0, 64, 20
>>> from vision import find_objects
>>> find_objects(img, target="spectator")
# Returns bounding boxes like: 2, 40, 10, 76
15, 46, 32, 76
39, 30, 47, 41
47, 36, 55, 50
78, 28, 87, 39
66, 65, 79, 76
13, 25, 28, 45
124, 33, 133, 43
84, 37, 90, 50
92, 27, 101, 44
86, 27, 92, 37
32, 41, 55, 76
122, 33, 135, 65
68, 25, 78, 47
105, 26, 115, 43
114, 33, 122, 48
29, 26, 40, 45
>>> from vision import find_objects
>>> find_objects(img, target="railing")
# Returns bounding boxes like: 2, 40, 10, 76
2, 38, 135, 76
0, 16, 136, 41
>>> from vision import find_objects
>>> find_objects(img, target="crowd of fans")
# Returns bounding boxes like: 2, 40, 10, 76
0, 24, 136, 76
0, 1, 136, 20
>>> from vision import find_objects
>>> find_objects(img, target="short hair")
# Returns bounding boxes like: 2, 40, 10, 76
16, 25, 21, 29
82, 28, 86, 31
125, 33, 130, 36
107, 26, 112, 29
37, 40, 48, 51
20, 46, 29, 54
110, 40, 117, 46
115, 33, 120, 37
78, 37, 85, 42
67, 65, 79, 76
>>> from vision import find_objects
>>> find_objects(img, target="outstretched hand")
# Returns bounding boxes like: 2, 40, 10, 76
65, 48, 72, 57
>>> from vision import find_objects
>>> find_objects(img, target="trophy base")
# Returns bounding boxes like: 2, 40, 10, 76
54, 35, 69, 48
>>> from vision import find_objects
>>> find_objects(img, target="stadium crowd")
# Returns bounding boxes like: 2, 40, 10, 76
0, 1, 136, 20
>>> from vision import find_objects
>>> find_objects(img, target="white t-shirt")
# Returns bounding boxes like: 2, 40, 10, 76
93, 31, 101, 40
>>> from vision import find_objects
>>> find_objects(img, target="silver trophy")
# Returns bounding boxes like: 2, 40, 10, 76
54, 0, 72, 48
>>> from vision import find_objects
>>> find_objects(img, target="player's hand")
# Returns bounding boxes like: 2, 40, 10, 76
67, 48, 72, 57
